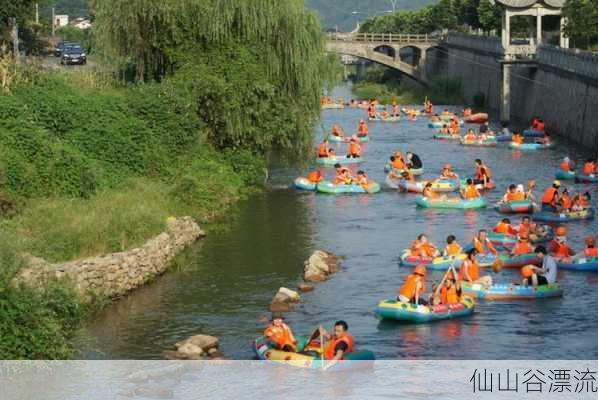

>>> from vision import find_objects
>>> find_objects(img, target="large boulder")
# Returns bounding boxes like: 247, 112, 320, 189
303, 250, 341, 282
165, 334, 220, 360
270, 287, 300, 312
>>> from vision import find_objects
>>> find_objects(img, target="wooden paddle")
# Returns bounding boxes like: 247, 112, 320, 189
319, 325, 325, 371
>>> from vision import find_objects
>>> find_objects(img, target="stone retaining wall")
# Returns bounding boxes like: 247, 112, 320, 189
16, 217, 205, 298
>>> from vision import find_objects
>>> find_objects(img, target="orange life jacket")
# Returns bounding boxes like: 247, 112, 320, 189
318, 143, 328, 157
264, 323, 296, 351
392, 158, 405, 170
494, 222, 514, 235
349, 142, 361, 156
542, 187, 558, 205
458, 259, 479, 281
583, 162, 594, 175
560, 161, 571, 171
512, 241, 534, 256
550, 240, 573, 258
518, 223, 533, 237
463, 185, 479, 199
513, 134, 524, 144
399, 274, 426, 300
445, 242, 462, 256
441, 285, 459, 305
511, 192, 526, 201
536, 122, 545, 132
560, 194, 572, 210
358, 123, 368, 135
307, 171, 322, 183
474, 237, 496, 255
324, 333, 354, 360
505, 192, 518, 202
411, 241, 437, 257
585, 247, 598, 257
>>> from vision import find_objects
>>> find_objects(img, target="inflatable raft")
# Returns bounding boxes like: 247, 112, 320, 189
328, 134, 370, 143
396, 179, 459, 194
399, 250, 466, 270
369, 116, 401, 122
383, 165, 424, 176
316, 156, 363, 166
416, 196, 488, 209
488, 227, 553, 249
575, 174, 598, 184
316, 181, 380, 194
465, 113, 488, 124
523, 129, 545, 138
462, 282, 563, 300
495, 200, 534, 214
533, 208, 594, 223
509, 142, 553, 151
495, 134, 512, 142
433, 133, 461, 141
555, 169, 576, 180
253, 336, 375, 370
558, 257, 598, 272
294, 177, 318, 191
375, 297, 475, 323
461, 137, 498, 147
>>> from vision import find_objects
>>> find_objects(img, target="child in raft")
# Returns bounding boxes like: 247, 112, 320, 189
354, 170, 369, 186
463, 129, 477, 141
346, 138, 361, 159
306, 170, 324, 184
443, 235, 463, 257
548, 226, 575, 262
439, 164, 459, 180
461, 179, 481, 200
502, 184, 527, 202
264, 313, 298, 352
331, 124, 344, 138
317, 139, 331, 158
410, 234, 440, 258
580, 236, 598, 258
494, 218, 518, 236
333, 163, 352, 185
398, 265, 428, 305
511, 235, 534, 256
458, 248, 493, 287
431, 270, 462, 306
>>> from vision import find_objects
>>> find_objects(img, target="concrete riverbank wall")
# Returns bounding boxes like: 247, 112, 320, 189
16, 217, 205, 298
426, 32, 598, 150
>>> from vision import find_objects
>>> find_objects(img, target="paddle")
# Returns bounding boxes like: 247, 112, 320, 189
319, 325, 325, 371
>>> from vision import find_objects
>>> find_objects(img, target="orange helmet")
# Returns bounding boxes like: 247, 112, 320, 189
555, 226, 567, 236
444, 164, 452, 170
586, 236, 596, 246
414, 265, 427, 276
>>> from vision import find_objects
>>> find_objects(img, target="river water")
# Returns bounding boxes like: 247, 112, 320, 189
78, 85, 597, 360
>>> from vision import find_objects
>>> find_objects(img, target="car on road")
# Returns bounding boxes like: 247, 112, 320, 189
55, 42, 75, 57
61, 46, 87, 66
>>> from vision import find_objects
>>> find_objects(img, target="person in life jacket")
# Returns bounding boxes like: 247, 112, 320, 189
559, 188, 572, 211
307, 170, 323, 184
548, 226, 575, 261
473, 229, 498, 255
461, 178, 481, 200
512, 132, 524, 145
264, 313, 297, 352
439, 124, 450, 134
440, 270, 461, 305
392, 102, 401, 117
440, 164, 459, 180
410, 234, 440, 258
560, 157, 574, 172
390, 155, 405, 170
582, 159, 595, 176
358, 120, 369, 137
346, 138, 361, 158
317, 139, 330, 158
531, 116, 540, 130
398, 265, 428, 304
422, 182, 440, 199
355, 170, 369, 186
473, 159, 492, 187
571, 193, 588, 211
458, 248, 480, 283
516, 216, 536, 238
535, 119, 545, 132
331, 124, 344, 137
503, 184, 521, 202
511, 235, 534, 256
494, 218, 517, 236
334, 163, 352, 185
541, 181, 561, 212
319, 320, 354, 364
444, 235, 463, 257
582, 236, 598, 258
406, 151, 423, 170
463, 129, 477, 141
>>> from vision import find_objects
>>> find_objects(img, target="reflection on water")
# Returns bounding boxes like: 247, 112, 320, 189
79, 85, 597, 360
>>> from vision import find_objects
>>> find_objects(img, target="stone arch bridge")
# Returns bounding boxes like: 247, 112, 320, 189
326, 33, 442, 84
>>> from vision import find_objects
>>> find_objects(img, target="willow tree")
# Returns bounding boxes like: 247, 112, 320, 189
91, 0, 331, 155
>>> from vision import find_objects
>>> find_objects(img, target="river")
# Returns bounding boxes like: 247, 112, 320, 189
77, 85, 598, 360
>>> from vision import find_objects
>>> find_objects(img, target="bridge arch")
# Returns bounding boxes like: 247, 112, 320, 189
373, 44, 396, 59
398, 45, 423, 66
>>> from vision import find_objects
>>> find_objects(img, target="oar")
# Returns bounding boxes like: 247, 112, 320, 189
319, 325, 325, 371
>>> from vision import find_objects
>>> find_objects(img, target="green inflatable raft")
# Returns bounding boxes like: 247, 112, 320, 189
317, 180, 381, 194
416, 196, 488, 209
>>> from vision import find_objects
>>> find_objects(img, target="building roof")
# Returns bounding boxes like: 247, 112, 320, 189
494, 0, 565, 8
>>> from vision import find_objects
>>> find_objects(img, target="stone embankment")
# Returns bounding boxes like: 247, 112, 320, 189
16, 217, 205, 298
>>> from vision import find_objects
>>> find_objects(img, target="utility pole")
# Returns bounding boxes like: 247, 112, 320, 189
51, 7, 55, 37
35, 3, 39, 24
389, 0, 398, 13
9, 17, 19, 59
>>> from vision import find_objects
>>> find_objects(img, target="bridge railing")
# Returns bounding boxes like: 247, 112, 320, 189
327, 32, 440, 44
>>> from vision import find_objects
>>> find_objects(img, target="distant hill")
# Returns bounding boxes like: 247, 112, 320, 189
306, 0, 438, 31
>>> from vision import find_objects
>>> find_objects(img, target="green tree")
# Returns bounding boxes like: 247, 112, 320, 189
563, 0, 598, 49
477, 0, 501, 32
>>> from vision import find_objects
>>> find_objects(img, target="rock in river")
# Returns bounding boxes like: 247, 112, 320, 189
303, 250, 341, 282
165, 334, 221, 360
269, 287, 300, 312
